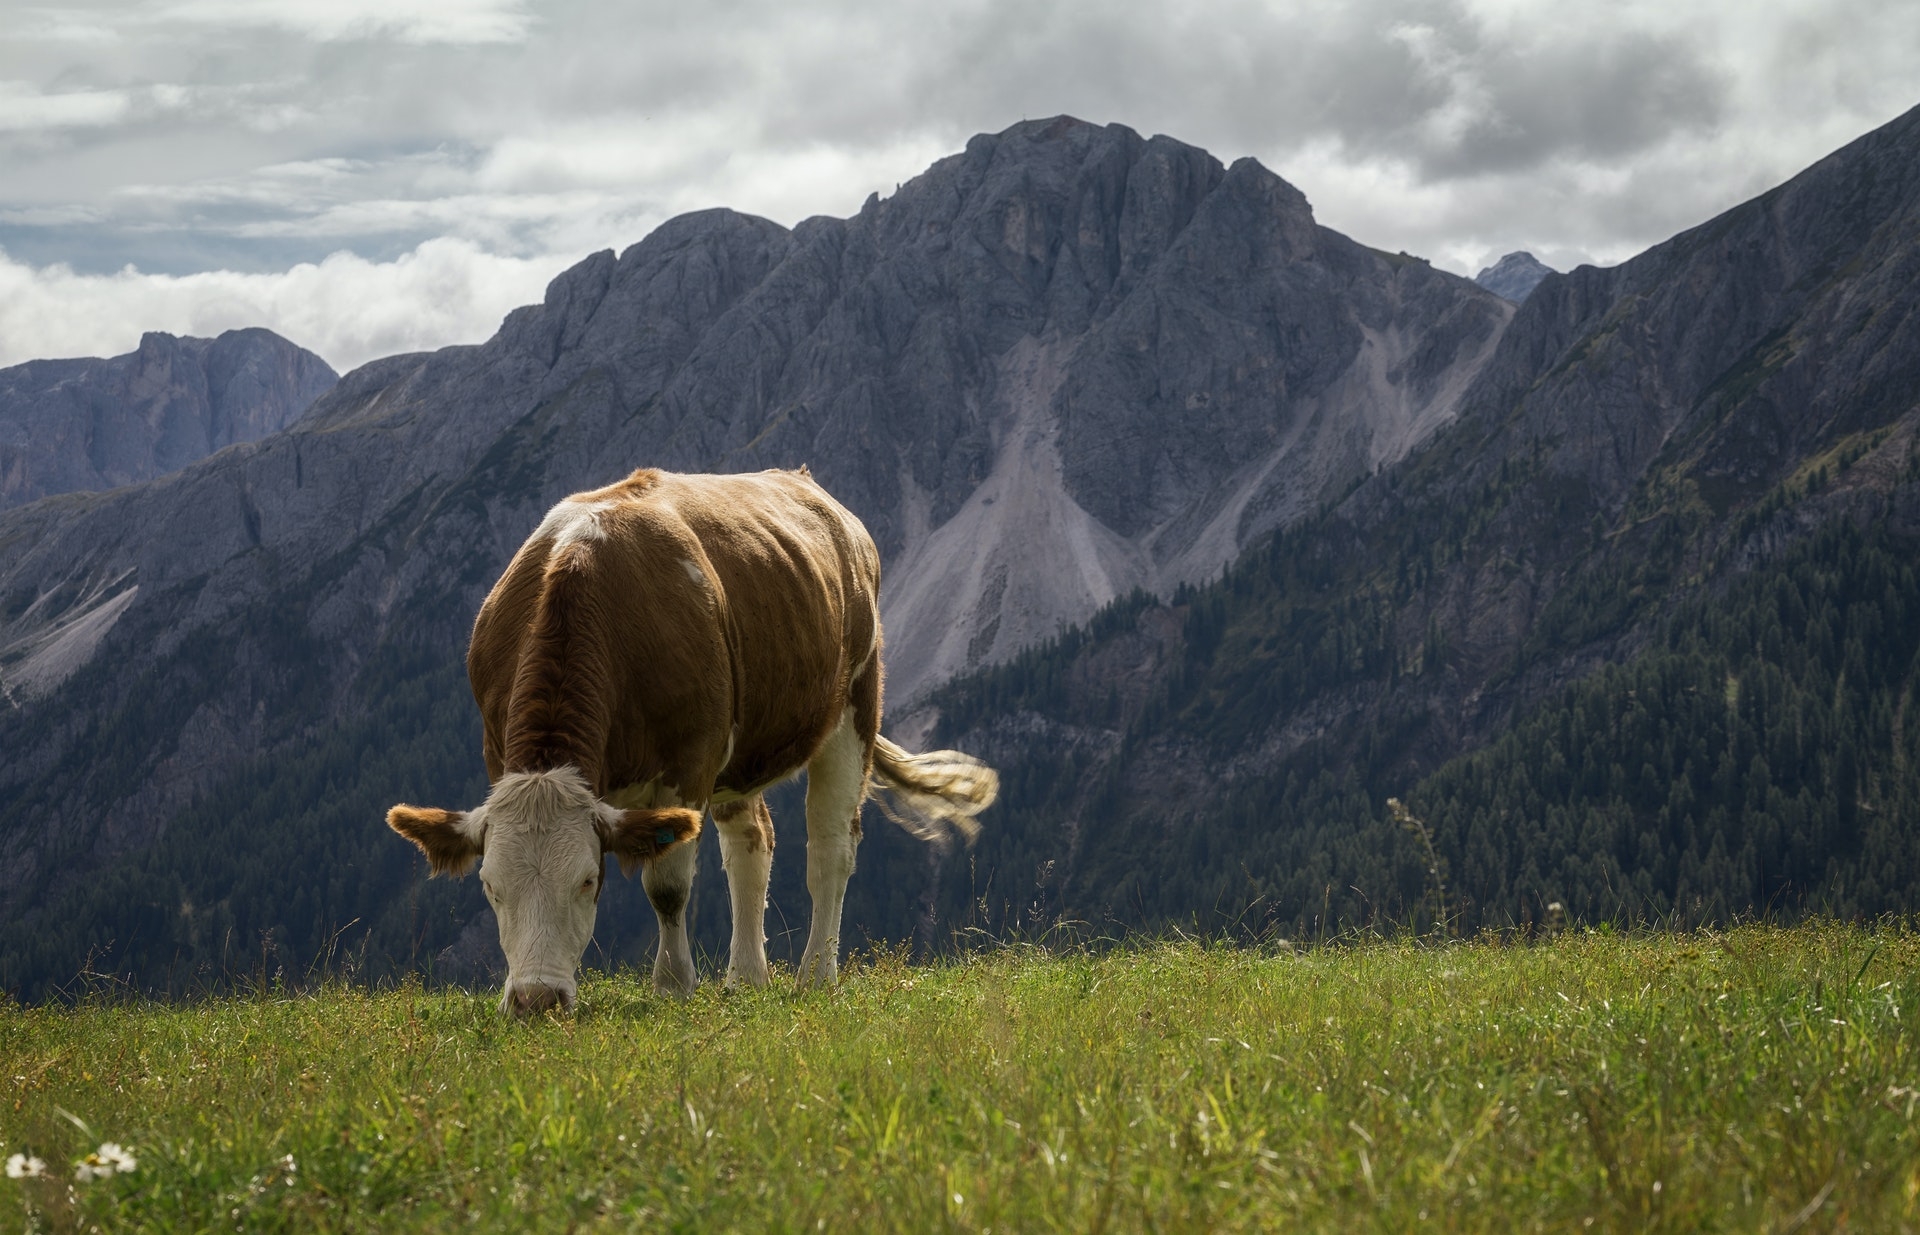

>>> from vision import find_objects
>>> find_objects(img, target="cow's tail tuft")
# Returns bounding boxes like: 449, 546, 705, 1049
867, 736, 998, 845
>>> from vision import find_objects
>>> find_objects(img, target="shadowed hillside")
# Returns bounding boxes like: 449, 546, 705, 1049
5, 103, 1919, 994
0, 118, 1508, 997
0, 328, 335, 512
911, 102, 1920, 940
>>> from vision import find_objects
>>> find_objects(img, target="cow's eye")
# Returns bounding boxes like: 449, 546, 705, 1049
579, 876, 596, 893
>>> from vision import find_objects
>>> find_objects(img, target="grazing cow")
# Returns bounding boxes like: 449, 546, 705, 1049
387, 467, 997, 1015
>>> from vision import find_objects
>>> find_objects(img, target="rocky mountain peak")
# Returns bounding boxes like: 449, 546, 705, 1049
0, 117, 1512, 719
1460, 99, 1920, 509
1473, 251, 1555, 302
0, 119, 1513, 991
917, 102, 1920, 950
0, 328, 336, 511
867, 118, 1324, 336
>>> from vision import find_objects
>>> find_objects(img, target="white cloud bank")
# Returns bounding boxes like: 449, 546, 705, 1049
0, 239, 562, 371
1, 0, 1917, 371
155, 0, 535, 44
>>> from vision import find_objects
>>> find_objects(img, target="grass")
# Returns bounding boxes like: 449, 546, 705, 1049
3, 923, 1918, 1232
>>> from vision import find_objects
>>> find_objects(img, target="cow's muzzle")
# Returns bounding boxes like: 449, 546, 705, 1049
504, 980, 574, 1018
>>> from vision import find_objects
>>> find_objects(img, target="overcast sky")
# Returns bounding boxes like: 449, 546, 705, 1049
1, 0, 1915, 372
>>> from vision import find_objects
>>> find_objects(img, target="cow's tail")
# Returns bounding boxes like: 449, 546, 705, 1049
867, 735, 998, 845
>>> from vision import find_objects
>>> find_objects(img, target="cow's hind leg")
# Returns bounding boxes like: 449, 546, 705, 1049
797, 708, 867, 990
714, 795, 774, 988
644, 833, 699, 995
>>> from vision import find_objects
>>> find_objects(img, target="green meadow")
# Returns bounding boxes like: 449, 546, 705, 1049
4, 924, 1918, 1232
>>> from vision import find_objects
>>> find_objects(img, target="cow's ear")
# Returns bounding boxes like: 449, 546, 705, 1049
596, 805, 703, 877
387, 805, 486, 877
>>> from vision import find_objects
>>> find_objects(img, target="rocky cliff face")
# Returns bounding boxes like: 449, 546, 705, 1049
0, 118, 1512, 990
1472, 251, 1553, 303
0, 329, 337, 511
921, 102, 1920, 938
0, 118, 1510, 736
866, 124, 1509, 704
1421, 105, 1920, 554
7, 100, 1919, 986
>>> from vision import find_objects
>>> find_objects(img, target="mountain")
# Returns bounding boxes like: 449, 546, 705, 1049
0, 118, 1509, 995
0, 329, 336, 513
915, 102, 1920, 940
1473, 251, 1555, 303
13, 99, 1916, 996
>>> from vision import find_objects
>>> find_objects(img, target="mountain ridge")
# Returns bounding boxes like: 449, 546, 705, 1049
912, 101, 1920, 939
0, 117, 1509, 994
10, 101, 1917, 992
1472, 251, 1553, 302
0, 328, 336, 513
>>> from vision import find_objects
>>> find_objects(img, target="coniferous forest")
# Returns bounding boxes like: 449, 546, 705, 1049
907, 435, 1920, 944
6, 430, 1916, 998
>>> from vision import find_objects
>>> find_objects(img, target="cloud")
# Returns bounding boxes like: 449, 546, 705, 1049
0, 0, 1917, 363
730, 0, 1728, 182
150, 0, 535, 44
0, 84, 132, 132
1373, 19, 1728, 177
0, 238, 563, 371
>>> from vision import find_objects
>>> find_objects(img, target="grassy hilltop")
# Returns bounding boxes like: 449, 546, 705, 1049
3, 925, 1918, 1232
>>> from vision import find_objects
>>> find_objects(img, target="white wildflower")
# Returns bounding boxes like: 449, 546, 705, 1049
99, 1143, 137, 1173
74, 1142, 137, 1182
6, 1152, 47, 1179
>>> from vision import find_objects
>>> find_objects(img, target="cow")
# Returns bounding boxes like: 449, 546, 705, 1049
386, 467, 997, 1016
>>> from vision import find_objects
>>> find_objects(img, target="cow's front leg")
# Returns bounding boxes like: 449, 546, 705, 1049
643, 835, 699, 995
714, 796, 774, 988
798, 710, 864, 990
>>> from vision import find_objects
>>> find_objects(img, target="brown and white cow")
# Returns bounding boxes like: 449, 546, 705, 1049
387, 467, 996, 1015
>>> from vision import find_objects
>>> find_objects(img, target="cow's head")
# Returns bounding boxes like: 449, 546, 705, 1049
387, 766, 700, 1016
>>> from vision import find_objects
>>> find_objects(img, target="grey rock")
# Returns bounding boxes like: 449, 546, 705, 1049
11, 99, 1917, 982
1460, 102, 1920, 512
1473, 251, 1555, 303
0, 329, 337, 511
0, 117, 1510, 977
927, 102, 1920, 935
1351, 103, 1920, 734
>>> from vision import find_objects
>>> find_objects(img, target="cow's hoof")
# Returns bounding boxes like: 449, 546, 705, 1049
653, 962, 697, 997
794, 953, 838, 991
725, 965, 772, 990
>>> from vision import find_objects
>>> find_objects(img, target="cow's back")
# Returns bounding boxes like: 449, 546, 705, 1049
468, 468, 880, 802
642, 470, 879, 794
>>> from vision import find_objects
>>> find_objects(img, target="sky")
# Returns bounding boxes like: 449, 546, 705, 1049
0, 0, 1915, 373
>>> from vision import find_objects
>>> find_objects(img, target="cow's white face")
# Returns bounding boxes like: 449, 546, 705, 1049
475, 778, 604, 1015
387, 767, 701, 1017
